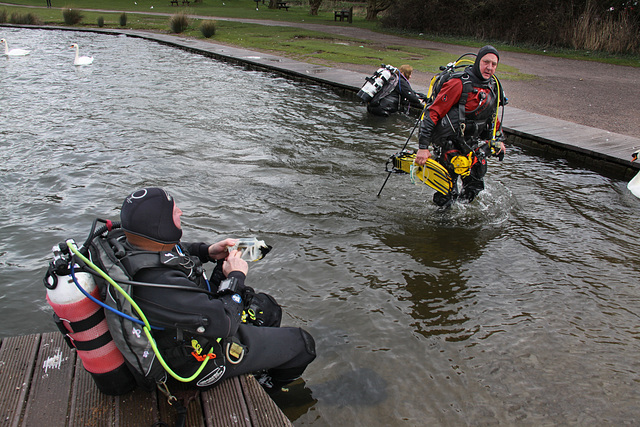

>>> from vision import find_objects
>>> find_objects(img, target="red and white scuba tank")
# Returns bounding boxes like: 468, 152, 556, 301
44, 242, 136, 396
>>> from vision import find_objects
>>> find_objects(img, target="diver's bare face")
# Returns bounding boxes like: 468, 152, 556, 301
479, 53, 498, 79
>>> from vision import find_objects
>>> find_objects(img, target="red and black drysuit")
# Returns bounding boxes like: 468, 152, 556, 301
418, 67, 504, 206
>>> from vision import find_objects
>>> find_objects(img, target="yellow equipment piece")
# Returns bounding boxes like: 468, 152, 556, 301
391, 151, 453, 195
449, 153, 473, 177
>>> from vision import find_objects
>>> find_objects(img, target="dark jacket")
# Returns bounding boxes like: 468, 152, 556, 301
129, 241, 246, 344
368, 73, 423, 116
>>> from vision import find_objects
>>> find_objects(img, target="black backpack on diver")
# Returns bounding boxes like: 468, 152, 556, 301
44, 219, 175, 393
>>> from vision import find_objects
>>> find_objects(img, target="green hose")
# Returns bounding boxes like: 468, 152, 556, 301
67, 240, 214, 383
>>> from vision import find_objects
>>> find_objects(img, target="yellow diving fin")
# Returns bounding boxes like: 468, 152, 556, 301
390, 150, 453, 195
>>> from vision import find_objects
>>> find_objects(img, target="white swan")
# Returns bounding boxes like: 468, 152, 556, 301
628, 149, 640, 198
70, 43, 94, 66
1, 38, 31, 56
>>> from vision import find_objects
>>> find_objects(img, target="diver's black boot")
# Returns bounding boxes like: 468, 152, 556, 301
433, 192, 454, 208
458, 189, 477, 204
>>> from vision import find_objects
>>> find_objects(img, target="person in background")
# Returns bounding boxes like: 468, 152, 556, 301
367, 64, 425, 116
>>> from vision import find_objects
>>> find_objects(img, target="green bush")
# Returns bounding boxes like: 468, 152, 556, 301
62, 8, 83, 25
0, 9, 7, 24
200, 20, 216, 38
10, 12, 41, 25
119, 12, 127, 27
170, 12, 189, 34
97, 16, 104, 27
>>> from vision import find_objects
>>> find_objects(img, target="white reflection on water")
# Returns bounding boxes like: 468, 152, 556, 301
2, 27, 640, 426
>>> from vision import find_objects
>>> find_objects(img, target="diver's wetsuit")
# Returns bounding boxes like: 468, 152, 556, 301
128, 241, 316, 391
418, 66, 502, 206
367, 73, 424, 117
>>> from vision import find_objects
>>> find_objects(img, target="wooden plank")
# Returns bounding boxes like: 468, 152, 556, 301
0, 333, 41, 427
240, 375, 293, 427
1, 334, 294, 427
115, 387, 157, 427
157, 380, 206, 427
68, 355, 114, 426
202, 376, 251, 427
21, 332, 75, 426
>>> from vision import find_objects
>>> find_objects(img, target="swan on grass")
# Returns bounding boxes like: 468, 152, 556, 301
1, 38, 31, 56
70, 43, 94, 65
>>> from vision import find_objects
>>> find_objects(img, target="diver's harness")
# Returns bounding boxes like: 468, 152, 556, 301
426, 52, 507, 157
44, 219, 272, 412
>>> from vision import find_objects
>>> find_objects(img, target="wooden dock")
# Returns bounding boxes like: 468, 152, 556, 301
0, 332, 292, 427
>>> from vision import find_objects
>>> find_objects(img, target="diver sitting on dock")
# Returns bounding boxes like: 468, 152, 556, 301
367, 64, 425, 117
115, 188, 316, 393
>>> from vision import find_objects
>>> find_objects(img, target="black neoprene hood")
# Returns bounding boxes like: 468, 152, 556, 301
471, 45, 500, 83
120, 188, 183, 244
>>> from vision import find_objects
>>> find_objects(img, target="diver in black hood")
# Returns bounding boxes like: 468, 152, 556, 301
468, 45, 501, 84
415, 45, 506, 207
117, 187, 316, 392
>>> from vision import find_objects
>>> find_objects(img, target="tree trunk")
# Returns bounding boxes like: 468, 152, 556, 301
366, 0, 395, 20
269, 0, 277, 9
309, 0, 322, 15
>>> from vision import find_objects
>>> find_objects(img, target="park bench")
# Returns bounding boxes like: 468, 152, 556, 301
277, 1, 289, 10
334, 6, 353, 23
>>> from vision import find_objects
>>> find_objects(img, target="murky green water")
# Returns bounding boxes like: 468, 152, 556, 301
2, 28, 640, 426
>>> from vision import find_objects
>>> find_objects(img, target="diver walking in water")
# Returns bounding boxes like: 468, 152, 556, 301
415, 45, 507, 207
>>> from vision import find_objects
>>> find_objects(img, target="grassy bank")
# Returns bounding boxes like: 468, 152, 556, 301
1, 0, 637, 73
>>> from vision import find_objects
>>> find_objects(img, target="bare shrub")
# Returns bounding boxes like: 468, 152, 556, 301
62, 8, 83, 25
170, 12, 190, 34
573, 4, 639, 54
10, 12, 42, 25
200, 20, 216, 38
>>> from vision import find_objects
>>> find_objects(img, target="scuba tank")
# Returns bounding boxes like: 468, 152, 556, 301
44, 240, 137, 396
357, 64, 398, 103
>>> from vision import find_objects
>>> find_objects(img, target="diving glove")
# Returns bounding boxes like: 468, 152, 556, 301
489, 139, 505, 161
